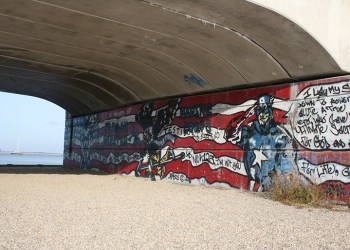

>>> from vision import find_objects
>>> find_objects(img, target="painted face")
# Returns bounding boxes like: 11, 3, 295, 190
258, 111, 270, 126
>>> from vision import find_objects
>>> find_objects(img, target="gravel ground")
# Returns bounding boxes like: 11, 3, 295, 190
0, 170, 349, 249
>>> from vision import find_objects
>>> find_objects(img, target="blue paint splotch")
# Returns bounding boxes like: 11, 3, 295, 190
184, 74, 207, 87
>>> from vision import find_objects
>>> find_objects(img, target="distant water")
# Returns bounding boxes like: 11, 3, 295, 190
0, 153, 63, 165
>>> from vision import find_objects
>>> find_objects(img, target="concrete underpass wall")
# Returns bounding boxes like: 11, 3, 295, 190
64, 76, 350, 199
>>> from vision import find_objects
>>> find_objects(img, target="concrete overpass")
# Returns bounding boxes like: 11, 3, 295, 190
0, 0, 348, 117
1, 0, 350, 196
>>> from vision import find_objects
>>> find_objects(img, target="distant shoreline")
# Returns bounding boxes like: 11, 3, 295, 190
0, 151, 63, 156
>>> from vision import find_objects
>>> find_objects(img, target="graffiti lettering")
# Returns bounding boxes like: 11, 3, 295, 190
343, 167, 350, 177
167, 172, 191, 183
342, 82, 350, 93
193, 152, 214, 165
300, 136, 312, 147
313, 135, 330, 149
312, 85, 340, 98
329, 113, 348, 124
162, 125, 184, 135
333, 139, 346, 148
299, 161, 316, 176
180, 147, 245, 175
160, 125, 226, 144
90, 152, 141, 165
302, 85, 344, 99
330, 124, 350, 136
291, 81, 350, 150
298, 159, 350, 184
184, 121, 211, 135
298, 107, 317, 117
295, 121, 327, 135
298, 99, 315, 107
223, 158, 241, 171
316, 163, 339, 178
193, 133, 214, 142
321, 105, 346, 113
103, 120, 128, 130
330, 96, 350, 105
179, 104, 212, 118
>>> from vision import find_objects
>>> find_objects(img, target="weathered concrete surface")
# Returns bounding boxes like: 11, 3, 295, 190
250, 0, 350, 73
0, 172, 349, 249
0, 0, 346, 116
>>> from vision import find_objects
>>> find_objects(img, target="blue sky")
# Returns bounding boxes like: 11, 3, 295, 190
0, 92, 65, 153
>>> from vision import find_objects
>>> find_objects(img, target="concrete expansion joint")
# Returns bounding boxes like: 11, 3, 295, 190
138, 0, 288, 76
139, 0, 241, 35
138, 0, 256, 45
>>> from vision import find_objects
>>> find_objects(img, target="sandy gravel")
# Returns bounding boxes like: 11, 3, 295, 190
0, 170, 349, 249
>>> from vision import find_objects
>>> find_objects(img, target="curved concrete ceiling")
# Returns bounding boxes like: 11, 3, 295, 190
0, 0, 346, 117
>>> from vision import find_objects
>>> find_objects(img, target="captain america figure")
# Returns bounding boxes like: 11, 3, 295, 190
226, 95, 296, 191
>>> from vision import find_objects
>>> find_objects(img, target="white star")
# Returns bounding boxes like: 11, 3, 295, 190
252, 149, 268, 169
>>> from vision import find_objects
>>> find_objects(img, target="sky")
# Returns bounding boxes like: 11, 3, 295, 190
0, 92, 66, 153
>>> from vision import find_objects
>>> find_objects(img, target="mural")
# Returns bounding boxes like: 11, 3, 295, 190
134, 99, 181, 180
64, 76, 350, 199
225, 94, 297, 191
